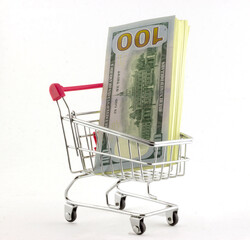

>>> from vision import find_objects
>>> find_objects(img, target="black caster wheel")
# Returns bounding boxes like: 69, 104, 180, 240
167, 211, 179, 226
118, 196, 126, 210
65, 204, 77, 222
130, 217, 146, 235
115, 193, 127, 210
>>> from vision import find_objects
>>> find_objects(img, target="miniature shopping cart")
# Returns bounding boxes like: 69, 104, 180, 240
49, 83, 192, 235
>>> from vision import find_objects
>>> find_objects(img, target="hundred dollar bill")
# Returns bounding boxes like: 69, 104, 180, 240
94, 16, 186, 174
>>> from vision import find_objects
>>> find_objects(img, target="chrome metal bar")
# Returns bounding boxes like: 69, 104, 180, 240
73, 121, 80, 150
128, 140, 134, 179
65, 173, 94, 201
167, 163, 171, 178
88, 128, 94, 152
183, 144, 187, 176
160, 146, 167, 180
155, 138, 193, 147
87, 120, 100, 123
152, 147, 158, 181
137, 143, 144, 181
74, 110, 100, 116
151, 157, 189, 166
176, 144, 185, 177
67, 199, 145, 217
56, 101, 82, 174
78, 154, 94, 159
106, 133, 115, 176
56, 101, 72, 172
62, 98, 79, 156
180, 132, 192, 140
74, 122, 86, 170
178, 145, 182, 174
172, 145, 180, 178
83, 126, 94, 170
79, 133, 94, 138
116, 137, 124, 179
88, 128, 96, 171
147, 183, 157, 199
96, 132, 104, 175
170, 145, 173, 171
143, 206, 178, 217
116, 183, 177, 207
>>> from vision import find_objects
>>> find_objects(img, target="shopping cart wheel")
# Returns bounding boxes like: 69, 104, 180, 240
130, 216, 146, 235
166, 210, 179, 226
115, 193, 126, 210
65, 204, 77, 222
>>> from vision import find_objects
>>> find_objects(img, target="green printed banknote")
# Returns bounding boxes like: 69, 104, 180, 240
94, 16, 189, 174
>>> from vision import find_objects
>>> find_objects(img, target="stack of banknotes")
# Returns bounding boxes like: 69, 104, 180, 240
94, 16, 190, 174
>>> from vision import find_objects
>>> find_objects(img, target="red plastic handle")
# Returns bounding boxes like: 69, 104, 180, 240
49, 83, 103, 101
93, 131, 97, 150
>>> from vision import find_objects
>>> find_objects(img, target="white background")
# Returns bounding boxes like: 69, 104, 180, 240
1, 0, 250, 239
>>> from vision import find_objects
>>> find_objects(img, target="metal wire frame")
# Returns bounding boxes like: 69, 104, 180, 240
56, 97, 192, 183
64, 174, 179, 219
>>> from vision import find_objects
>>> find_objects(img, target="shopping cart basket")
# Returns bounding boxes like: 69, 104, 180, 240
49, 83, 192, 235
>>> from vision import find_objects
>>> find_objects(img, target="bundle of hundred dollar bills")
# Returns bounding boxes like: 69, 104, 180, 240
94, 16, 190, 174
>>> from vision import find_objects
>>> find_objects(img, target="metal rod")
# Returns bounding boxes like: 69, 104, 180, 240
147, 182, 157, 199
62, 98, 79, 156
116, 136, 124, 179
106, 133, 115, 176
152, 147, 158, 181
128, 140, 134, 179
83, 126, 94, 170
137, 143, 144, 181
160, 146, 167, 180
74, 122, 86, 170
56, 101, 73, 172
